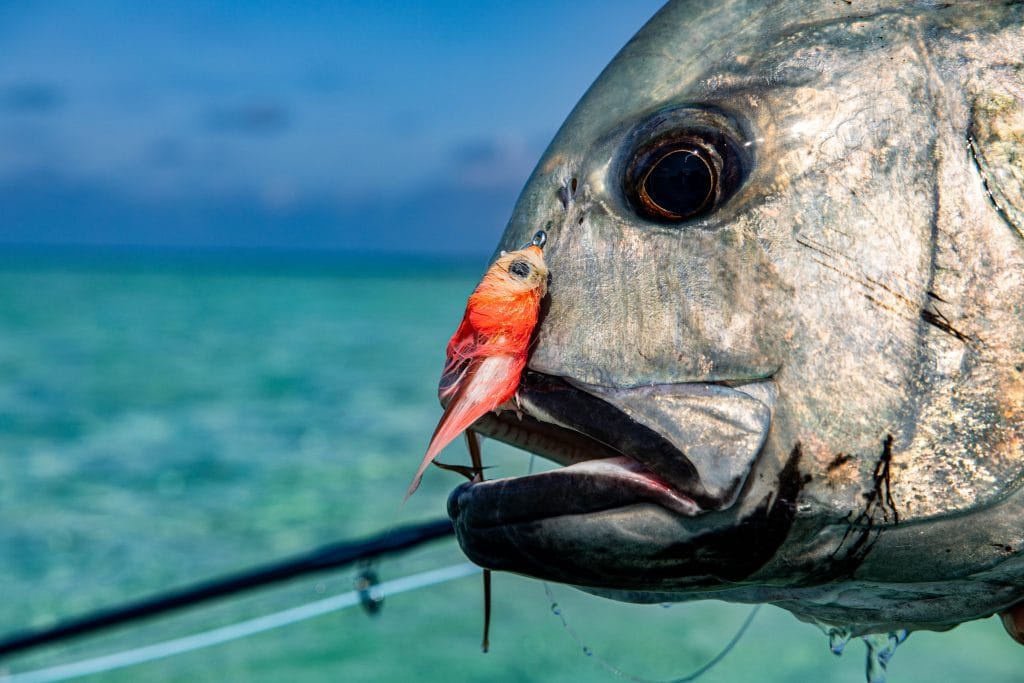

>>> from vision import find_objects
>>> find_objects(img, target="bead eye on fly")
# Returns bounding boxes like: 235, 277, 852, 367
508, 260, 532, 279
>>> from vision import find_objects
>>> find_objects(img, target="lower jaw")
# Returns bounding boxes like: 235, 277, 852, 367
449, 441, 805, 591
448, 455, 701, 528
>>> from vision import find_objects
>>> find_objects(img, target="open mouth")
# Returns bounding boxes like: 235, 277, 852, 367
448, 370, 776, 525
444, 370, 808, 589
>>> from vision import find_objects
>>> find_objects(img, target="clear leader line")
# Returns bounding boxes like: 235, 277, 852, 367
1, 563, 480, 683
0, 518, 454, 659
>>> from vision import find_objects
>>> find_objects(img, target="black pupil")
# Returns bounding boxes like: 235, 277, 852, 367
643, 149, 713, 218
509, 260, 531, 279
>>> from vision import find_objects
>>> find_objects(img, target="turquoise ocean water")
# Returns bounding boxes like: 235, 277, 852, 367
0, 254, 1019, 682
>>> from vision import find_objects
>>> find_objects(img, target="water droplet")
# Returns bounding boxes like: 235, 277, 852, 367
862, 630, 910, 683
828, 627, 851, 656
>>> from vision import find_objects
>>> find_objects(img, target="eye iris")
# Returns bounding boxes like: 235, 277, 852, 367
509, 260, 532, 279
623, 120, 747, 225
641, 149, 715, 219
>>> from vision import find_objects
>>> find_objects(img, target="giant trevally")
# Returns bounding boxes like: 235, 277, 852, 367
443, 0, 1024, 656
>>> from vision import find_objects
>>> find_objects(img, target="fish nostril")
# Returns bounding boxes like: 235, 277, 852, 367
557, 185, 570, 210
557, 178, 579, 210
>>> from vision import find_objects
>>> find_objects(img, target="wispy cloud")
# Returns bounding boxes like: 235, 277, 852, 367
448, 136, 540, 189
204, 101, 290, 135
0, 168, 520, 256
0, 82, 63, 113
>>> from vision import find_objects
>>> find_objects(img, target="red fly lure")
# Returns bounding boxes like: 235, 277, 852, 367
406, 230, 549, 499
405, 230, 548, 653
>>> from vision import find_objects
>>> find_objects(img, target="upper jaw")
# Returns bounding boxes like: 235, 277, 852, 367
458, 370, 776, 515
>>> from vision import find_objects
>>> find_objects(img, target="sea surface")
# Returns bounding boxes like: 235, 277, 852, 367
0, 252, 1019, 682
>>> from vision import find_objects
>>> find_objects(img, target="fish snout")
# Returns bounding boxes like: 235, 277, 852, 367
513, 372, 776, 511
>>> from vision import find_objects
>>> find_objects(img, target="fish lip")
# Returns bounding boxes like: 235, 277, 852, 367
447, 456, 701, 529
461, 370, 774, 515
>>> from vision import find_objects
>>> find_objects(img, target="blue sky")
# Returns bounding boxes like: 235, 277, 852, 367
0, 1, 664, 256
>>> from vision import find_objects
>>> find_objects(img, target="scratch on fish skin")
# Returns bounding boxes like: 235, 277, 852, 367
854, 434, 902, 526
859, 293, 906, 320
800, 232, 952, 338
825, 508, 880, 580
824, 224, 854, 240
967, 134, 1024, 241
925, 301, 970, 344
798, 234, 919, 309
802, 249, 916, 322
827, 452, 853, 472
875, 434, 900, 525
821, 435, 901, 579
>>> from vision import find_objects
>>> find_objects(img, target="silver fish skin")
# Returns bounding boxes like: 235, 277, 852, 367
447, 0, 1024, 636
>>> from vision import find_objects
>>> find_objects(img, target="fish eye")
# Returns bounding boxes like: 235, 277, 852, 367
509, 259, 532, 279
623, 126, 745, 223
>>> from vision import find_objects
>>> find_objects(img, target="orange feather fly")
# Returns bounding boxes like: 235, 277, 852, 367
406, 232, 548, 498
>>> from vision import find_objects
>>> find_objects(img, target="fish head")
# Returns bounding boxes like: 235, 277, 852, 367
448, 0, 1024, 635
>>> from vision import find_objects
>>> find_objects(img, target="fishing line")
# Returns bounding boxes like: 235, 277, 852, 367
1, 563, 480, 683
0, 519, 454, 659
543, 581, 760, 682
529, 451, 760, 680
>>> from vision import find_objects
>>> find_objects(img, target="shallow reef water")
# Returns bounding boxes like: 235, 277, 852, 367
0, 257, 1020, 682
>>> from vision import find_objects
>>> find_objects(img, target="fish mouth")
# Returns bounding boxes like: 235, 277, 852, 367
447, 370, 789, 589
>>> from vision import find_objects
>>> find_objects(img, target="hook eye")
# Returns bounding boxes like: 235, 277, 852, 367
521, 230, 547, 250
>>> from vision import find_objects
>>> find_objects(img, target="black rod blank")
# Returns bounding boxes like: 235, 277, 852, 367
0, 518, 454, 658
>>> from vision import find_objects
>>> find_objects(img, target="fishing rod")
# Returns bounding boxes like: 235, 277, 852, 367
0, 518, 454, 659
